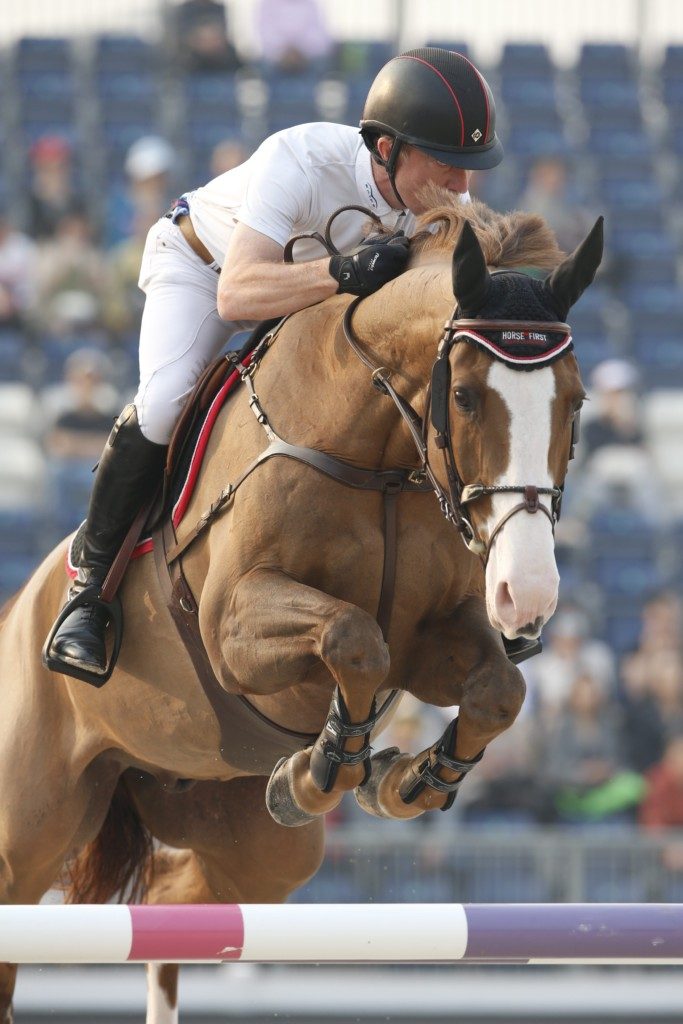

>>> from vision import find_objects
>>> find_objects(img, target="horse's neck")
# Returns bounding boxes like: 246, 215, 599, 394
257, 269, 452, 468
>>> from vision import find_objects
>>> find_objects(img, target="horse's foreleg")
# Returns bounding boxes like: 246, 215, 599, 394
358, 600, 526, 819
218, 570, 390, 825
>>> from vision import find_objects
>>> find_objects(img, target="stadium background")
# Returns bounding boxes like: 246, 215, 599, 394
2, 1, 683, 1020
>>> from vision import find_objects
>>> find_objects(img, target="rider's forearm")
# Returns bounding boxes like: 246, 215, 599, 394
217, 257, 338, 321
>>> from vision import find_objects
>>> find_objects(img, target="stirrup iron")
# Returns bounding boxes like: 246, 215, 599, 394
42, 584, 123, 687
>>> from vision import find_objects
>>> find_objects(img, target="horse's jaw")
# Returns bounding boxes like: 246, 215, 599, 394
480, 361, 561, 640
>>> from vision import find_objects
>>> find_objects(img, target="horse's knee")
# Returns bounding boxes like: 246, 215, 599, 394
320, 605, 389, 684
462, 662, 526, 735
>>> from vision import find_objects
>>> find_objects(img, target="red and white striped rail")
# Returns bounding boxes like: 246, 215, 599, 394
1, 904, 682, 965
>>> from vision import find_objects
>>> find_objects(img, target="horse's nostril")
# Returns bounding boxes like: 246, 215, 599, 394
495, 581, 515, 616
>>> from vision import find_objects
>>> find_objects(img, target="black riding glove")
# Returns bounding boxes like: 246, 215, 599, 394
329, 231, 411, 297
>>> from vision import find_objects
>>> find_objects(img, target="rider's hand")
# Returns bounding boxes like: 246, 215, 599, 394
329, 232, 411, 297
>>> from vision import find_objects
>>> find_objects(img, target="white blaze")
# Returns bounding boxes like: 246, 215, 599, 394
483, 362, 560, 638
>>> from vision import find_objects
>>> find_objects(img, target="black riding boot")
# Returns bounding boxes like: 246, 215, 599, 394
45, 405, 167, 680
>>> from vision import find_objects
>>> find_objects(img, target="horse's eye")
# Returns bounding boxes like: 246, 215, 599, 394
454, 388, 476, 414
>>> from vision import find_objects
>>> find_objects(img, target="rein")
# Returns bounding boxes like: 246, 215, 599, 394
342, 300, 575, 567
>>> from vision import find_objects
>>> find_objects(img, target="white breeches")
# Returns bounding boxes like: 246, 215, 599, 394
133, 217, 249, 444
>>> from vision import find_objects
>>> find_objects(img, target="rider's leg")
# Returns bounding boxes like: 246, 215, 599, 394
45, 215, 243, 678
46, 404, 167, 674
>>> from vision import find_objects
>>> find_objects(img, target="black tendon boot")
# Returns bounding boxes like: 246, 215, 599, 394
44, 405, 167, 683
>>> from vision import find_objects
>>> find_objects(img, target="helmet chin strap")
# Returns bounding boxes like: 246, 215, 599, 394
373, 136, 407, 210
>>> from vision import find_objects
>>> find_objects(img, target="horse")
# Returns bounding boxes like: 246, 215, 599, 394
0, 192, 601, 1022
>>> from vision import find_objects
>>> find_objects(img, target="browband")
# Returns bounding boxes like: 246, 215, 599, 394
443, 318, 573, 370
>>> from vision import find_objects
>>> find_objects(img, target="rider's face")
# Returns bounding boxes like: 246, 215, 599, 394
397, 146, 471, 212
376, 138, 471, 212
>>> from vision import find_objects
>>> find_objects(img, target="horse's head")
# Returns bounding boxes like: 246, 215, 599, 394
426, 211, 603, 640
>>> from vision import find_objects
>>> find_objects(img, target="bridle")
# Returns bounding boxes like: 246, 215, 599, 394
342, 299, 579, 567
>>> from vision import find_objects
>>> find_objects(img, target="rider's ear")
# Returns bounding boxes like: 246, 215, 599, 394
544, 216, 604, 319
452, 220, 491, 315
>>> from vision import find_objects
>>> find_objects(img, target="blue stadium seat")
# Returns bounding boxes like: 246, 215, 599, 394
503, 123, 569, 158
601, 601, 644, 655
586, 126, 651, 159
661, 43, 683, 78
183, 72, 240, 118
425, 40, 470, 59
500, 42, 554, 76
587, 509, 662, 597
0, 506, 45, 600
14, 36, 72, 73
579, 77, 641, 108
0, 331, 26, 382
48, 459, 94, 537
264, 72, 321, 127
338, 40, 395, 78
577, 43, 636, 78
96, 72, 160, 124
92, 34, 160, 73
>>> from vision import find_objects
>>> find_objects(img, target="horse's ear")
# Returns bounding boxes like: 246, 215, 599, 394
452, 220, 491, 314
545, 216, 604, 319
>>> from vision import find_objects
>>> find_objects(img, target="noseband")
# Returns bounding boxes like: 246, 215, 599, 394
342, 299, 578, 566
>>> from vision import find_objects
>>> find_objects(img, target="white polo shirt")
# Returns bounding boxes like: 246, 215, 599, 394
187, 122, 415, 267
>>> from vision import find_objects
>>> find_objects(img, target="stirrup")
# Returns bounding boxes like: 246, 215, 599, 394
42, 584, 124, 688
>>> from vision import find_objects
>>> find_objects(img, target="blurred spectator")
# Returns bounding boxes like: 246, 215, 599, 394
103, 206, 159, 341
621, 590, 682, 684
518, 154, 595, 254
524, 603, 615, 725
31, 209, 110, 338
0, 206, 37, 329
622, 648, 683, 773
537, 671, 640, 822
209, 138, 250, 178
43, 348, 119, 462
255, 0, 333, 75
574, 358, 667, 521
105, 136, 178, 248
582, 359, 644, 457
460, 700, 545, 823
169, 0, 243, 73
26, 135, 85, 241
639, 734, 683, 829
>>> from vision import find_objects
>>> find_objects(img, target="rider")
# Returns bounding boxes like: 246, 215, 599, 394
44, 47, 504, 682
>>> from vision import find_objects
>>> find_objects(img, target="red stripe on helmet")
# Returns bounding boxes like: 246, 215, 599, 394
398, 54, 465, 147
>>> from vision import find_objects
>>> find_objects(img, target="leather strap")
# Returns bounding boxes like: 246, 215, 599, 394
100, 488, 159, 604
166, 436, 430, 564
377, 484, 399, 639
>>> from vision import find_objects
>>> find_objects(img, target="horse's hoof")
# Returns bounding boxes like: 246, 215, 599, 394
354, 746, 402, 818
266, 757, 319, 828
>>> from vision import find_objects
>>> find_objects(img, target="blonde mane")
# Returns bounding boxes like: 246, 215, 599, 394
409, 186, 565, 271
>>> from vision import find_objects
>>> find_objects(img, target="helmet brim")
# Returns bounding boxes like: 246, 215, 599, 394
416, 136, 505, 171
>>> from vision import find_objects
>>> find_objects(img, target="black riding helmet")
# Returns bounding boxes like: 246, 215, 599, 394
360, 48, 504, 205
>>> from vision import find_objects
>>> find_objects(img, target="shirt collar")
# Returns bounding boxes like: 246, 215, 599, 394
354, 141, 398, 218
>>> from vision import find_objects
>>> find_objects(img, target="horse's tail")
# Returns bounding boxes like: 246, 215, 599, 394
62, 775, 154, 904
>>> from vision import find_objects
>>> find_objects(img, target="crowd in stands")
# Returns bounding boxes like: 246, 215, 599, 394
2, 3, 683, 837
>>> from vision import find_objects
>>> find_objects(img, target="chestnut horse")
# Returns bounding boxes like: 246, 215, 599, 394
0, 194, 601, 1022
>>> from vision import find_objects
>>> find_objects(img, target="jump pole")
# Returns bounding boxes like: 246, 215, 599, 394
1, 904, 682, 965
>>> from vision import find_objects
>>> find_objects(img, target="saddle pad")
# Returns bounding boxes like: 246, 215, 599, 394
67, 363, 244, 578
